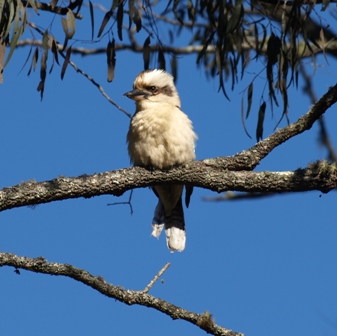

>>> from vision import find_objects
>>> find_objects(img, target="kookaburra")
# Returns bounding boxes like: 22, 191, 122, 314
124, 69, 197, 252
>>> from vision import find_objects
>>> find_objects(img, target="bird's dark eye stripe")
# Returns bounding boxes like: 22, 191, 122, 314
146, 85, 157, 91
161, 85, 173, 97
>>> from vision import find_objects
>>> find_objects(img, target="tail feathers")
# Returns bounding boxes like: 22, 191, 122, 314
151, 197, 186, 253
151, 200, 165, 238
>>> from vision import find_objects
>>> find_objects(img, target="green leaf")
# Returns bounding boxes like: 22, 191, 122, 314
42, 29, 49, 60
254, 23, 267, 60
131, 4, 141, 32
321, 0, 330, 11
170, 56, 177, 83
143, 36, 151, 70
51, 37, 59, 65
36, 29, 49, 98
0, 0, 5, 21
187, 0, 195, 23
111, 0, 119, 12
61, 46, 71, 80
106, 39, 116, 82
4, 0, 15, 40
18, 45, 33, 74
266, 33, 281, 106
28, 0, 38, 14
97, 10, 112, 38
128, 0, 135, 30
173, 0, 183, 24
246, 82, 253, 119
158, 49, 165, 70
89, 1, 94, 40
0, 41, 5, 83
66, 9, 76, 39
75, 0, 83, 14
61, 9, 76, 46
196, 31, 215, 64
28, 47, 39, 76
256, 101, 266, 142
226, 0, 243, 34
117, 1, 123, 41
267, 33, 281, 65
4, 24, 24, 68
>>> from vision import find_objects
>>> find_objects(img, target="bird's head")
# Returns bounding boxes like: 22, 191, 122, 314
124, 69, 181, 108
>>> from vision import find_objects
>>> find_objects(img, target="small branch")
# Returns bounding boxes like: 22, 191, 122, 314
300, 64, 337, 162
0, 252, 242, 336
22, 0, 83, 19
59, 50, 131, 118
16, 39, 219, 56
26, 23, 131, 119
142, 262, 171, 293
107, 190, 134, 215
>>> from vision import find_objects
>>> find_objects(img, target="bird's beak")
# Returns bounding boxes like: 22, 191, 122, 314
123, 89, 149, 101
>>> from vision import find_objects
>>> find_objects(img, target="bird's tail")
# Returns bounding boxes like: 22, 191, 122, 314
151, 197, 186, 252
164, 197, 186, 252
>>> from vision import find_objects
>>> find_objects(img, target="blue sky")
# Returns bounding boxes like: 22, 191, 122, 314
1, 2, 337, 335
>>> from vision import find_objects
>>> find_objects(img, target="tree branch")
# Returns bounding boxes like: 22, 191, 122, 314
0, 161, 336, 212
22, 0, 83, 19
300, 63, 337, 162
142, 262, 171, 293
0, 252, 243, 336
1, 83, 337, 211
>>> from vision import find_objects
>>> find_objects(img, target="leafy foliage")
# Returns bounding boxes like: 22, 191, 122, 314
1, 0, 335, 134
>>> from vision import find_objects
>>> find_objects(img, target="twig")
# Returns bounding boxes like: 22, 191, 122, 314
22, 0, 83, 19
142, 262, 171, 293
27, 23, 131, 118
300, 63, 337, 162
107, 190, 134, 215
59, 50, 131, 118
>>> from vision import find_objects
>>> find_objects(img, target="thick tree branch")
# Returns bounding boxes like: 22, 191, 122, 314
0, 252, 243, 336
0, 161, 336, 212
1, 83, 337, 211
16, 36, 336, 58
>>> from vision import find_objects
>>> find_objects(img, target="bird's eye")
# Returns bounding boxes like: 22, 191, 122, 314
149, 86, 157, 92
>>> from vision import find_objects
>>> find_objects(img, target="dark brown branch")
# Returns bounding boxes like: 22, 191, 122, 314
300, 64, 337, 162
0, 161, 336, 212
1, 84, 337, 212
16, 39, 219, 56
0, 252, 242, 336
22, 0, 83, 19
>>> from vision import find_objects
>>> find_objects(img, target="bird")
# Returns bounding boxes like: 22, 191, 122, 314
124, 69, 197, 252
